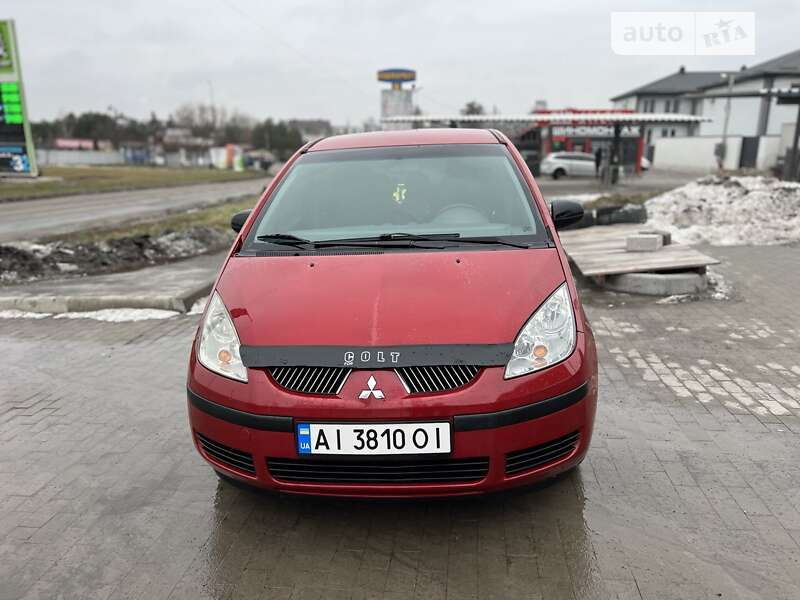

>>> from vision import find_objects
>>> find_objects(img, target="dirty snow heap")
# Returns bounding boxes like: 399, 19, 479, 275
645, 175, 800, 246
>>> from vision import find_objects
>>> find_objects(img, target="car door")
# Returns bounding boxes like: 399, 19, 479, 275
576, 154, 595, 176
559, 153, 575, 176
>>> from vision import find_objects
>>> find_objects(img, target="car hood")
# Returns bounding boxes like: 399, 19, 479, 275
217, 248, 565, 346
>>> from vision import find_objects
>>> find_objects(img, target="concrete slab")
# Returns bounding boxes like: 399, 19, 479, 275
0, 251, 226, 313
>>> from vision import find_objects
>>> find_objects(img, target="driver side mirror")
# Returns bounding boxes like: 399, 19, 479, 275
550, 200, 584, 230
231, 210, 252, 233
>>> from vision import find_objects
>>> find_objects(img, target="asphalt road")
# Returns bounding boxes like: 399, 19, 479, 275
0, 168, 700, 244
1, 244, 799, 599
537, 167, 700, 198
0, 178, 269, 243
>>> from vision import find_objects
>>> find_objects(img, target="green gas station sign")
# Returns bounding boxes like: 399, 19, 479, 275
0, 20, 37, 176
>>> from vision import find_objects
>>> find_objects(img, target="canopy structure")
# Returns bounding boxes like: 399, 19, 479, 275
381, 112, 710, 125
381, 112, 711, 181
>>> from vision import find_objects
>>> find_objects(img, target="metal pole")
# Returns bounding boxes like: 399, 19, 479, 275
720, 74, 734, 170
790, 103, 800, 181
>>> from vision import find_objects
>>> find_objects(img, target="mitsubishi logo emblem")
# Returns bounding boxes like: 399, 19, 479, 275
358, 375, 385, 400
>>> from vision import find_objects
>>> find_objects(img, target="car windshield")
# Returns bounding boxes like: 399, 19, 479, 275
244, 144, 546, 248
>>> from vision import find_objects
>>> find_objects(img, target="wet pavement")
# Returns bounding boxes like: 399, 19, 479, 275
1, 244, 799, 599
536, 167, 700, 200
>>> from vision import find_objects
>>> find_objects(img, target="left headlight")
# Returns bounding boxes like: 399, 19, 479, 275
197, 291, 248, 382
505, 283, 576, 379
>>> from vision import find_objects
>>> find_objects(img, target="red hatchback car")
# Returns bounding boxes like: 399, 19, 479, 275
187, 128, 597, 497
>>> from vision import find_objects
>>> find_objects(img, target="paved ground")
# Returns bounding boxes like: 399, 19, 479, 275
0, 252, 225, 313
1, 244, 799, 599
0, 179, 268, 243
537, 168, 700, 199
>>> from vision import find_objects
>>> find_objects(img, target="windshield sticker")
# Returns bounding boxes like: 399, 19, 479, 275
392, 183, 407, 204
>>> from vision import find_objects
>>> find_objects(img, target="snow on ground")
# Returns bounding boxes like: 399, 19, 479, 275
53, 308, 180, 322
0, 309, 52, 319
548, 193, 604, 205
0, 307, 195, 322
646, 175, 800, 246
654, 268, 733, 305
188, 297, 208, 315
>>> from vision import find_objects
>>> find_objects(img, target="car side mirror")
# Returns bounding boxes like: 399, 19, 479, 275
550, 200, 584, 230
230, 210, 252, 233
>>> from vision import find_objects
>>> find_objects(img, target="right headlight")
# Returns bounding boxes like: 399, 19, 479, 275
505, 283, 576, 379
197, 292, 248, 383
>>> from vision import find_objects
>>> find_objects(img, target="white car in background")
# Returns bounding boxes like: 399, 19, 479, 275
540, 152, 651, 179
539, 152, 596, 179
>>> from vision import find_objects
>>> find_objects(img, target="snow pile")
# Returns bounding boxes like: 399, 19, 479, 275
707, 269, 733, 301
1, 226, 231, 284
645, 175, 800, 246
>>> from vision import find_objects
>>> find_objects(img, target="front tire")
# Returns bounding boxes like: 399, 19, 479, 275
552, 168, 566, 180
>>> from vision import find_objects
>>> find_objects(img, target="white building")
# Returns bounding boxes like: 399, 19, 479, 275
694, 50, 800, 138
610, 48, 800, 171
612, 66, 731, 146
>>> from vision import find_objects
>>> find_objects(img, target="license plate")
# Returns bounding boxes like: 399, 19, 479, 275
296, 422, 451, 455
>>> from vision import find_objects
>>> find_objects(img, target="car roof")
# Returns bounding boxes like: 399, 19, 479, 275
309, 128, 499, 152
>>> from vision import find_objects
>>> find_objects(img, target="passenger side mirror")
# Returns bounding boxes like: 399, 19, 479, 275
550, 200, 584, 230
230, 210, 252, 233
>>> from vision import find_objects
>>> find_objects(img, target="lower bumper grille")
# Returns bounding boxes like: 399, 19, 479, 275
267, 456, 489, 484
196, 432, 256, 475
505, 431, 580, 475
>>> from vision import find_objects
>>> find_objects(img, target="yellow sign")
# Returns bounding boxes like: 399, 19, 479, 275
392, 183, 407, 204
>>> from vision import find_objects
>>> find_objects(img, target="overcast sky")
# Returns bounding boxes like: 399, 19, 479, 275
5, 0, 798, 125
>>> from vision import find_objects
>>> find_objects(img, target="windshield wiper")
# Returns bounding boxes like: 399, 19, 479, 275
313, 232, 462, 246
255, 233, 313, 247
451, 236, 532, 249
256, 232, 533, 250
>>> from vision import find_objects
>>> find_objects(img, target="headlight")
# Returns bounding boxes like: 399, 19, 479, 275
197, 292, 248, 382
505, 283, 576, 379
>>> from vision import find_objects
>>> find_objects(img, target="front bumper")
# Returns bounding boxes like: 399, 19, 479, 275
186, 332, 598, 497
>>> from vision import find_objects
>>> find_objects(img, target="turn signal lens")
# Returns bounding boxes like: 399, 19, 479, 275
505, 283, 576, 379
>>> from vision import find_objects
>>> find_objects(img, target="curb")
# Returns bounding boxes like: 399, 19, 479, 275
0, 280, 213, 314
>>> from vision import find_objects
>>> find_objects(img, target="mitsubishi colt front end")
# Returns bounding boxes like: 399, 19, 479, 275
187, 128, 597, 497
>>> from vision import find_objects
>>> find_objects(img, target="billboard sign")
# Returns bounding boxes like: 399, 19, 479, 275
377, 68, 416, 84
0, 20, 37, 176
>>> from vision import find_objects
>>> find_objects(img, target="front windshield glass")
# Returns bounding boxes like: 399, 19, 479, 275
245, 144, 545, 246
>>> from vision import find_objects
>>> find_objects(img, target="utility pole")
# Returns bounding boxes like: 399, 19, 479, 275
718, 73, 735, 170
786, 85, 800, 181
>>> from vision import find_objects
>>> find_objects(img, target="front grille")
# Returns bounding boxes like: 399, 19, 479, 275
269, 367, 350, 395
396, 365, 481, 394
267, 456, 489, 484
196, 432, 256, 475
505, 431, 580, 475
